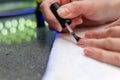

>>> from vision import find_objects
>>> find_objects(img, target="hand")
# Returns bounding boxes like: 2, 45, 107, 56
40, 0, 120, 32
77, 24, 120, 67
40, 0, 72, 31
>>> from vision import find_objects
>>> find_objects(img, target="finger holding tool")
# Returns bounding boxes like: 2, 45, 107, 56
50, 2, 81, 42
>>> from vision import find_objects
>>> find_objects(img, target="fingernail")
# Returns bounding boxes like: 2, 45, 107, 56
78, 39, 86, 46
85, 32, 93, 38
57, 7, 68, 17
84, 47, 94, 56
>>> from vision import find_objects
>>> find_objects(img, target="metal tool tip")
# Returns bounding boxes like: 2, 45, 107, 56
72, 32, 81, 42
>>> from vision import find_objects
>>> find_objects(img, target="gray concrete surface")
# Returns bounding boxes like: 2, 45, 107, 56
0, 28, 55, 80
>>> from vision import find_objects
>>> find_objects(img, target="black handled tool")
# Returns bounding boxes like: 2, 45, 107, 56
50, 2, 81, 42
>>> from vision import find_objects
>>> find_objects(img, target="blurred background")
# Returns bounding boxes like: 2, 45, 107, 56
0, 0, 46, 44
0, 0, 36, 12
0, 0, 55, 80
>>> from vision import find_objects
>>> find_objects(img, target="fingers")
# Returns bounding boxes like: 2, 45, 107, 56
40, 0, 84, 32
107, 18, 120, 28
57, 1, 92, 19
40, 0, 62, 32
79, 17, 103, 27
85, 26, 120, 39
70, 16, 83, 29
78, 38, 120, 52
84, 47, 120, 67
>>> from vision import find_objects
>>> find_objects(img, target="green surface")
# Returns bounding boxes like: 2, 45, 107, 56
0, 1, 36, 12
0, 28, 55, 80
0, 14, 37, 44
0, 14, 56, 80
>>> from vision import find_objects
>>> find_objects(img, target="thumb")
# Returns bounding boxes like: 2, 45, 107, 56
57, 1, 92, 19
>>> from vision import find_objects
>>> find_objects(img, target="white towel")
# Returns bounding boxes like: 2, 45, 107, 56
42, 26, 120, 80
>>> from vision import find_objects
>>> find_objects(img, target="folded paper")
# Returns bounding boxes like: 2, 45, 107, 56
42, 26, 120, 80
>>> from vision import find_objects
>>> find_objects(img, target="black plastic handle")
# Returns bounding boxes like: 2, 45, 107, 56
50, 2, 72, 28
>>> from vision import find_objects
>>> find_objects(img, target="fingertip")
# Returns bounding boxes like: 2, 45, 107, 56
57, 6, 69, 18
84, 47, 93, 56
77, 38, 86, 45
84, 47, 104, 62
84, 47, 98, 59
57, 25, 63, 32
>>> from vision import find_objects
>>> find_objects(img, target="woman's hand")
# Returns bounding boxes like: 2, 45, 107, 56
40, 0, 71, 31
78, 24, 120, 67
40, 0, 120, 32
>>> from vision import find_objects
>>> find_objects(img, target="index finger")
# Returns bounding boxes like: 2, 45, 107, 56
78, 38, 120, 52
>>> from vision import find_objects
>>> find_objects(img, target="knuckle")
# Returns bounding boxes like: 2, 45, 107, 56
96, 50, 104, 61
107, 27, 114, 32
93, 31, 99, 38
89, 39, 96, 46
104, 38, 112, 49
106, 27, 115, 36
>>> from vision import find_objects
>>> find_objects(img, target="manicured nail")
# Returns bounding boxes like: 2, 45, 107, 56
78, 39, 86, 45
85, 32, 93, 38
84, 47, 94, 56
57, 7, 68, 17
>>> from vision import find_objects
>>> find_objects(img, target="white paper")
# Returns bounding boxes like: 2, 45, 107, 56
42, 26, 120, 80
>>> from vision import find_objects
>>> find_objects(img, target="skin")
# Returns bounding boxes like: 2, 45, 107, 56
40, 0, 120, 67
40, 0, 120, 31
78, 19, 120, 67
